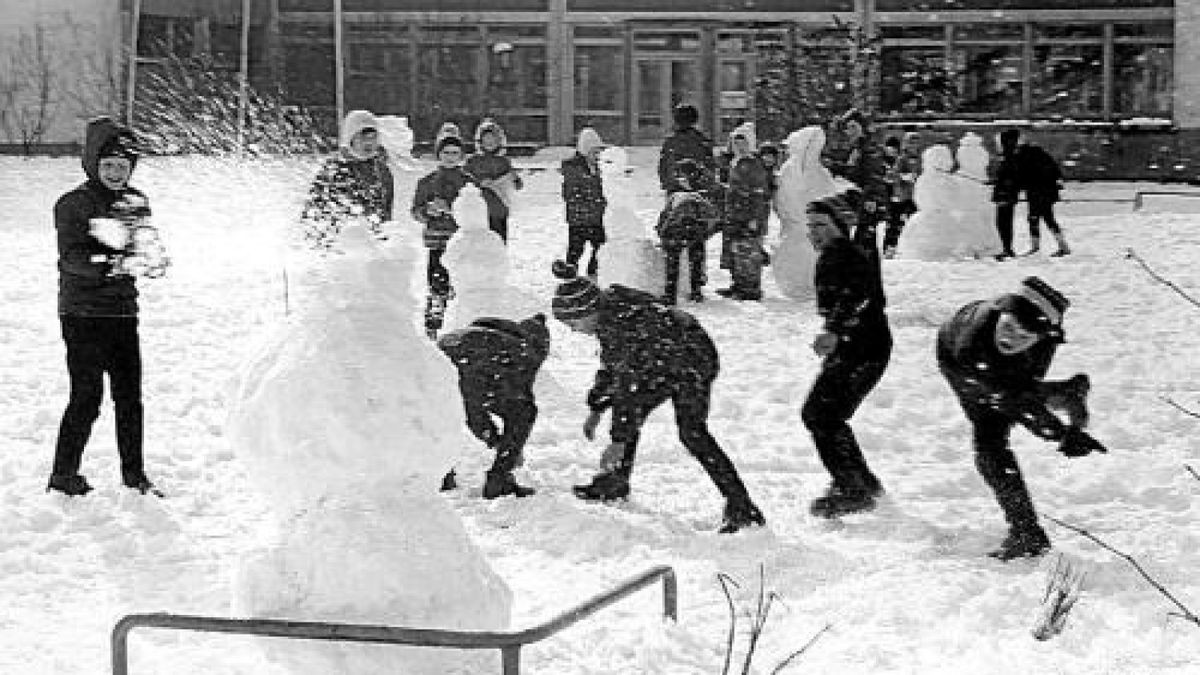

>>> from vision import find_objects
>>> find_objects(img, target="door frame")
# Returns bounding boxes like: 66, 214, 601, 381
630, 54, 702, 143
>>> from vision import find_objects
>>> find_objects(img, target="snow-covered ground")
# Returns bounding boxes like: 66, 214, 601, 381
1, 149, 1197, 674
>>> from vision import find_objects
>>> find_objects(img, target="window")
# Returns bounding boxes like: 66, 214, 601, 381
1113, 45, 1172, 115
1031, 44, 1103, 115
952, 45, 1023, 114
880, 47, 954, 114
575, 46, 622, 111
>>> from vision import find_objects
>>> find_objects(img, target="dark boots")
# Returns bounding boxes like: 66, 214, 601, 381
989, 525, 1051, 561
47, 473, 92, 496
482, 469, 536, 500
572, 471, 630, 502
719, 499, 766, 534
809, 481, 882, 518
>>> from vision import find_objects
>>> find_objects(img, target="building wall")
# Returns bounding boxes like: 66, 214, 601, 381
1174, 0, 1200, 129
0, 0, 123, 149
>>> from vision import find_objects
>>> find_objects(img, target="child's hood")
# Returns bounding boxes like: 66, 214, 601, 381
474, 118, 508, 152
339, 109, 379, 149
82, 116, 138, 183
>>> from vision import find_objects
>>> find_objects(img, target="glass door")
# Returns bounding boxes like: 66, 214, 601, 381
633, 59, 700, 143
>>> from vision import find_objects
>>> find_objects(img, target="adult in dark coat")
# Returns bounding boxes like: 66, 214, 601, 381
437, 314, 550, 499
50, 116, 158, 497
657, 104, 718, 196
801, 190, 892, 518
937, 276, 1105, 560
302, 109, 395, 247
990, 129, 1022, 260
550, 261, 765, 534
1017, 138, 1070, 256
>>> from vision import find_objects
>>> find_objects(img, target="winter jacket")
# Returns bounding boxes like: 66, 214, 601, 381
656, 191, 718, 247
937, 298, 1068, 440
658, 127, 718, 194
1017, 144, 1063, 204
991, 149, 1022, 204
884, 150, 918, 204
585, 285, 720, 444
725, 155, 772, 236
55, 118, 145, 317
465, 120, 523, 220
827, 137, 889, 208
814, 238, 890, 356
561, 152, 606, 230
303, 148, 395, 229
438, 316, 549, 403
411, 166, 472, 250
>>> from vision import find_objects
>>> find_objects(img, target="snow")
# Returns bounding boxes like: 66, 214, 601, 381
1, 148, 1198, 674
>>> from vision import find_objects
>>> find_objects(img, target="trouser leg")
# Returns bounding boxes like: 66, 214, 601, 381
108, 317, 145, 484
489, 398, 537, 474
673, 382, 754, 505
971, 413, 1040, 532
801, 347, 891, 493
995, 203, 1015, 253
53, 316, 106, 478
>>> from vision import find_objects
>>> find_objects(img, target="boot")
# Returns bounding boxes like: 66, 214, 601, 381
718, 499, 766, 534
1050, 232, 1071, 257
123, 475, 163, 497
994, 250, 1016, 261
1023, 236, 1040, 256
440, 469, 458, 492
988, 525, 1051, 561
572, 471, 630, 502
46, 474, 92, 497
809, 483, 878, 518
482, 470, 536, 500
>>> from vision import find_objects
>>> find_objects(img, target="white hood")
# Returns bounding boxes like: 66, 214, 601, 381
339, 110, 380, 149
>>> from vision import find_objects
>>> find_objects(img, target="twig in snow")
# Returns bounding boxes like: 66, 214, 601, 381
770, 623, 833, 674
1162, 396, 1200, 419
742, 564, 781, 675
1032, 553, 1087, 641
717, 572, 740, 675
1124, 248, 1200, 311
1186, 464, 1199, 484
1046, 516, 1200, 628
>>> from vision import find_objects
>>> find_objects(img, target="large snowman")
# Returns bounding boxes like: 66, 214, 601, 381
596, 146, 662, 292
227, 223, 512, 675
442, 183, 540, 331
952, 132, 1002, 258
771, 126, 843, 300
376, 115, 419, 172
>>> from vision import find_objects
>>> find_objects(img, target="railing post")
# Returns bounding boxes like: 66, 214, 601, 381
662, 569, 678, 622
501, 645, 521, 674
111, 617, 132, 675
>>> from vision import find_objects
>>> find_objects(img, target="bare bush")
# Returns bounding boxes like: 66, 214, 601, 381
0, 23, 58, 152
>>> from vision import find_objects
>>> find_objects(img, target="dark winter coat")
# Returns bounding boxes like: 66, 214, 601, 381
55, 118, 145, 317
1016, 144, 1063, 204
561, 152, 606, 230
304, 148, 395, 226
936, 298, 1068, 440
411, 166, 472, 250
814, 238, 890, 356
658, 127, 718, 194
438, 316, 550, 404
827, 137, 890, 208
586, 285, 719, 444
884, 150, 918, 205
725, 155, 772, 237
465, 150, 522, 221
991, 149, 1022, 205
656, 191, 719, 247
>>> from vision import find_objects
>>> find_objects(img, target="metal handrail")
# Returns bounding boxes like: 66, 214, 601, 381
112, 564, 677, 675
1132, 190, 1200, 210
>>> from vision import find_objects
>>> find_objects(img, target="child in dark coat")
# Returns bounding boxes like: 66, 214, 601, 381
464, 118, 523, 243
412, 133, 472, 336
657, 104, 718, 196
937, 276, 1105, 560
437, 314, 551, 499
50, 116, 159, 497
718, 125, 772, 301
560, 127, 607, 278
302, 109, 395, 247
550, 261, 765, 534
802, 190, 892, 518
656, 159, 719, 305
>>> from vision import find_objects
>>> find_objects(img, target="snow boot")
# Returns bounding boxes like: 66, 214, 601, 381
1050, 232, 1071, 257
123, 474, 163, 497
809, 483, 878, 519
718, 499, 766, 534
988, 525, 1051, 561
46, 474, 92, 497
572, 471, 630, 502
440, 469, 458, 492
482, 470, 536, 500
1023, 239, 1040, 256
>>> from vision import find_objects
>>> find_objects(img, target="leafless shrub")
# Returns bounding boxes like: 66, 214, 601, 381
1032, 553, 1087, 641
0, 23, 58, 153
716, 565, 832, 674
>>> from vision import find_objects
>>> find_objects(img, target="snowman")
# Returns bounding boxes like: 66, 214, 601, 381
952, 132, 1002, 258
596, 146, 662, 292
771, 126, 842, 300
894, 144, 968, 261
227, 223, 512, 675
376, 115, 419, 172
442, 183, 540, 332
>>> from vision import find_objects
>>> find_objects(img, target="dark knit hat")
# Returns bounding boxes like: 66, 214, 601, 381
435, 134, 464, 156
1011, 275, 1068, 328
551, 260, 601, 321
99, 131, 139, 162
806, 190, 861, 235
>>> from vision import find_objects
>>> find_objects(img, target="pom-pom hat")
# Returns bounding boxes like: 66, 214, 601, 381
551, 260, 601, 321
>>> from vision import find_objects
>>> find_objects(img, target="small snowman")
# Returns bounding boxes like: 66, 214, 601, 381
596, 146, 662, 292
895, 144, 966, 261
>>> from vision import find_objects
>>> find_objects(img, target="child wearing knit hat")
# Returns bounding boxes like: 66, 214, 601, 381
411, 127, 471, 337
937, 276, 1106, 561
656, 159, 719, 304
549, 261, 766, 534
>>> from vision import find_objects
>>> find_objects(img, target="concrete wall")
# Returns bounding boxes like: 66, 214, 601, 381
1174, 1, 1200, 130
0, 0, 123, 148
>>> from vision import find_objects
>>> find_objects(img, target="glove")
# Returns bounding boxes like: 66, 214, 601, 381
1057, 427, 1107, 458
582, 410, 605, 441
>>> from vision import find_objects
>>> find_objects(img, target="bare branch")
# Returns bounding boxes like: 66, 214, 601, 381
1046, 516, 1199, 628
770, 624, 833, 674
1186, 465, 1199, 483
716, 572, 740, 675
1161, 396, 1200, 419
1125, 249, 1200, 311
1032, 554, 1087, 641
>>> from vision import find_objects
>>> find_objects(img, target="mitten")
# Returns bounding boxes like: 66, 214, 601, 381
1057, 427, 1107, 458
